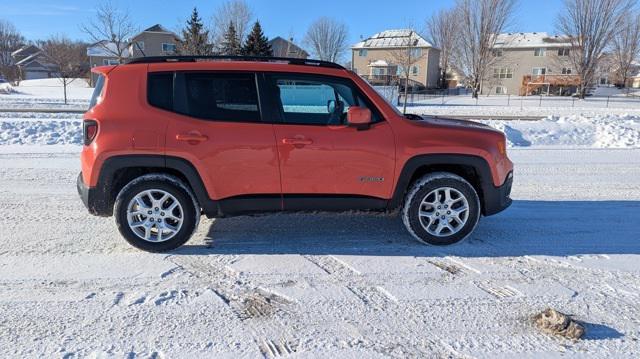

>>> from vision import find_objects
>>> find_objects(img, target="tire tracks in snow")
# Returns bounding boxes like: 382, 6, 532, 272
165, 254, 301, 358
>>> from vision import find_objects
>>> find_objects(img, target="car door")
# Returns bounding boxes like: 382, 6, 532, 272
265, 73, 396, 205
162, 71, 281, 206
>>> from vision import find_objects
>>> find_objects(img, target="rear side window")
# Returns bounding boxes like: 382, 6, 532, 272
88, 75, 105, 110
174, 72, 260, 122
148, 72, 174, 111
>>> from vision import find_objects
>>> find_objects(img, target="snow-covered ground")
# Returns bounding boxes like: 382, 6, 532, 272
2, 112, 638, 148
406, 94, 640, 118
0, 147, 639, 357
0, 82, 13, 94
0, 78, 92, 111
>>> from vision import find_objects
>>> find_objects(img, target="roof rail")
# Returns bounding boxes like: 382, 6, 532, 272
126, 55, 345, 69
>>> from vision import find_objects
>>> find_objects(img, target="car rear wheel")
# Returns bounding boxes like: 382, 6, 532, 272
114, 174, 200, 252
402, 172, 480, 245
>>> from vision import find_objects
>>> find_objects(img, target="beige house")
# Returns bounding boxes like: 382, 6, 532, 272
87, 24, 180, 85
351, 30, 440, 89
482, 32, 577, 96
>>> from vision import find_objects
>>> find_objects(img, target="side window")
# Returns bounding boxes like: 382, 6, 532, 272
175, 72, 260, 122
269, 75, 381, 126
147, 72, 173, 111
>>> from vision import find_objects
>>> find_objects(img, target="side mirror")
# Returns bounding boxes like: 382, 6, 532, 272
347, 106, 372, 130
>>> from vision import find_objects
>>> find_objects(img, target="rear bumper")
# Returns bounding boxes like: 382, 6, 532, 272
482, 171, 513, 216
77, 172, 112, 217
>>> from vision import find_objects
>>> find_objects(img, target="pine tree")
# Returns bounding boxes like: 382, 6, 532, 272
178, 7, 212, 55
242, 21, 273, 57
220, 22, 242, 56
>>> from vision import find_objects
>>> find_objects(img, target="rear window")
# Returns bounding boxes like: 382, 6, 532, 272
88, 75, 105, 110
174, 72, 260, 122
148, 73, 174, 111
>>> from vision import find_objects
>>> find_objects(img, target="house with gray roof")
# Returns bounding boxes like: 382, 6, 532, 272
351, 29, 440, 89
268, 37, 308, 59
11, 45, 59, 80
483, 32, 578, 96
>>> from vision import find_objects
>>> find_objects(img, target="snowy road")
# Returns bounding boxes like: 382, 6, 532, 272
1, 147, 639, 358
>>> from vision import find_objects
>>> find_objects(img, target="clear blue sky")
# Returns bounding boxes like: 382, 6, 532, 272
2, 0, 565, 46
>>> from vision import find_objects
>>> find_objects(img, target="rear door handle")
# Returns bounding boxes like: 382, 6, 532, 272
282, 138, 313, 145
176, 132, 208, 142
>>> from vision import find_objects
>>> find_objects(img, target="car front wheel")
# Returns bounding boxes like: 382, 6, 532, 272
402, 172, 481, 245
114, 174, 200, 252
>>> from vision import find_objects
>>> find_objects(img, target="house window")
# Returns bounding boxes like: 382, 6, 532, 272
103, 59, 119, 66
493, 67, 513, 79
495, 86, 507, 94
358, 49, 368, 57
410, 48, 422, 58
372, 68, 385, 76
493, 49, 503, 57
534, 48, 546, 57
162, 43, 177, 53
411, 65, 419, 75
558, 48, 570, 56
561, 67, 572, 74
532, 67, 546, 75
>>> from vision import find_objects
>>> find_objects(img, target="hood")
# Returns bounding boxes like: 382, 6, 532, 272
410, 115, 502, 133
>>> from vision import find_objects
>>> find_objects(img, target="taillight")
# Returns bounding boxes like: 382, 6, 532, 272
83, 120, 98, 145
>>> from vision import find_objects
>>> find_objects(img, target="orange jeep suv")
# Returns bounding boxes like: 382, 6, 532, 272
77, 56, 513, 252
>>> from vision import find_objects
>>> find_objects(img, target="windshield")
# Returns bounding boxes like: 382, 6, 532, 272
88, 75, 105, 110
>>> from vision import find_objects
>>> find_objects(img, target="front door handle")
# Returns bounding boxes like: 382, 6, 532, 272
176, 132, 208, 142
282, 138, 313, 145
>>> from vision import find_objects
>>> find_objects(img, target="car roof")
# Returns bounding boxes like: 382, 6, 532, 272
144, 61, 350, 77
128, 55, 344, 69
124, 56, 350, 77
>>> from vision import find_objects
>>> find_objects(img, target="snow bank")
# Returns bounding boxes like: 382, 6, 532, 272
18, 78, 90, 88
1, 78, 93, 106
0, 120, 82, 145
480, 115, 640, 148
0, 114, 638, 148
0, 83, 13, 94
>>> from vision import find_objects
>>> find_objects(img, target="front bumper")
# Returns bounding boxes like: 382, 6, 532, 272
482, 171, 513, 216
77, 172, 112, 217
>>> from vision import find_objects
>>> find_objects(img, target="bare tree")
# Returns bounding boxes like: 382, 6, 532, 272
304, 17, 349, 62
80, 1, 137, 62
557, 0, 636, 98
386, 31, 427, 114
212, 0, 252, 48
426, 8, 458, 88
0, 20, 25, 83
40, 36, 89, 104
453, 0, 517, 98
611, 12, 640, 88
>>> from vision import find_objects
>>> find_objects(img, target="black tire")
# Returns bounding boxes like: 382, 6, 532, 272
402, 172, 480, 245
114, 174, 200, 252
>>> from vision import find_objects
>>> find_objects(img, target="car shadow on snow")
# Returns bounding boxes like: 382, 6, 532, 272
174, 200, 640, 257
